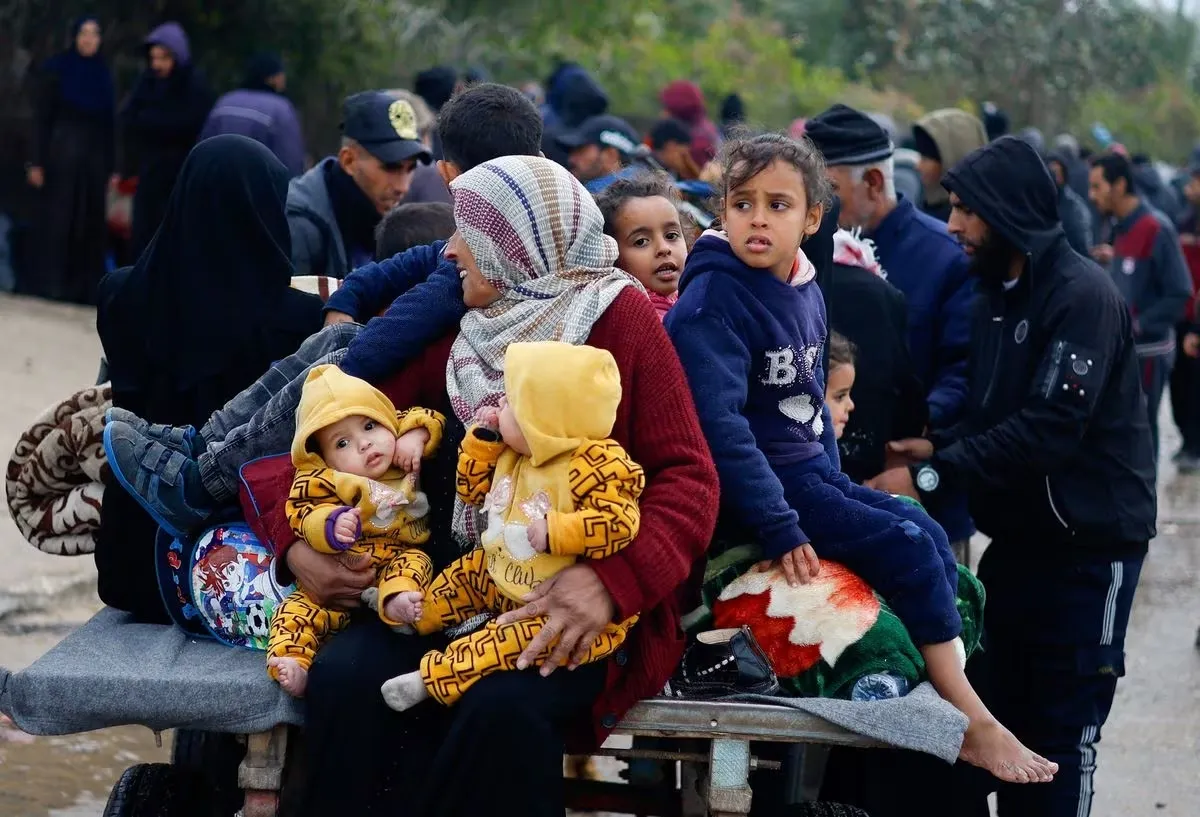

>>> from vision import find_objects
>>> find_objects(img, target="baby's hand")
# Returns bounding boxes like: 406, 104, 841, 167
333, 507, 361, 546
474, 405, 501, 431
527, 518, 549, 553
393, 429, 430, 473
383, 590, 424, 625
755, 543, 820, 587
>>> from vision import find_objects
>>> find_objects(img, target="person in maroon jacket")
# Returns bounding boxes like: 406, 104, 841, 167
1172, 165, 1200, 471
238, 156, 719, 817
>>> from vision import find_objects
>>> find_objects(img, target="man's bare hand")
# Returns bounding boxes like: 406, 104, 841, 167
1184, 332, 1200, 359
285, 539, 374, 610
865, 466, 920, 499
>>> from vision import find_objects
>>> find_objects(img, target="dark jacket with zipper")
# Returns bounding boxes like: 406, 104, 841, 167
932, 137, 1156, 555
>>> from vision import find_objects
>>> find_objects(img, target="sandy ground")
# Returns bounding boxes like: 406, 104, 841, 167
0, 291, 1196, 816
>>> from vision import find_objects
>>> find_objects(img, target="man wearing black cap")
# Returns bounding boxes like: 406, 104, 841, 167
805, 104, 977, 562
557, 114, 652, 194
286, 91, 431, 278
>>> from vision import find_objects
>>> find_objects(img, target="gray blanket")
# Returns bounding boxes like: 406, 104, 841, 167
0, 608, 965, 764
729, 685, 967, 764
0, 608, 301, 736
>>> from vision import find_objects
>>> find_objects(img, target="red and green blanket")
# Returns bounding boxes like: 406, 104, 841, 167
683, 540, 984, 700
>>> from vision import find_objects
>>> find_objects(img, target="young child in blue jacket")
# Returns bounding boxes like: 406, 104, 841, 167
664, 133, 1057, 785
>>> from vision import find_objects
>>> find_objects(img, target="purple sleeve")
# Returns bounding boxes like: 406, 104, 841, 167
324, 506, 361, 551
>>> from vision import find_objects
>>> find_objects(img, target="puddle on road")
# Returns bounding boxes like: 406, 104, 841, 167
0, 722, 170, 816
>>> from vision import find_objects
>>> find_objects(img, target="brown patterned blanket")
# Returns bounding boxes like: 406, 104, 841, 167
5, 384, 111, 555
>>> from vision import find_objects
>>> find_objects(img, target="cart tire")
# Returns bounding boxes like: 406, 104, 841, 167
789, 804, 870, 817
172, 730, 245, 817
101, 763, 181, 817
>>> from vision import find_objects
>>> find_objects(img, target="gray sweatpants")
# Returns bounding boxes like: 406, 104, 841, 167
197, 322, 362, 501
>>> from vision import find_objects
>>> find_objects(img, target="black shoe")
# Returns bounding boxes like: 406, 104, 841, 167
662, 626, 779, 699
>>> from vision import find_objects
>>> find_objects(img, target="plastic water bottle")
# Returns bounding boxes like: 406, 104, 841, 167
851, 673, 910, 701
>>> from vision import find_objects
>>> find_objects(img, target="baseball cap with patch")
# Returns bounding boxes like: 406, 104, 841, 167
341, 90, 432, 166
557, 115, 642, 157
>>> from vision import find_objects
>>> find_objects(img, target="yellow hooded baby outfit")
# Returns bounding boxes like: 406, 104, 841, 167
267, 365, 445, 678
415, 342, 644, 706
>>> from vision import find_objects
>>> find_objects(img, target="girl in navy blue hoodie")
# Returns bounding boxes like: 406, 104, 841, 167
665, 134, 1056, 785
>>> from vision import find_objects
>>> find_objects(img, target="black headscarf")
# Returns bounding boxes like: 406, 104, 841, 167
98, 134, 323, 421
44, 16, 114, 114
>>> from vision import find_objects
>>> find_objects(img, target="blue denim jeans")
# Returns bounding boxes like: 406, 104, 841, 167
197, 322, 361, 500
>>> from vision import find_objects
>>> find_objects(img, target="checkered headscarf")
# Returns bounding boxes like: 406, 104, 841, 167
446, 155, 640, 544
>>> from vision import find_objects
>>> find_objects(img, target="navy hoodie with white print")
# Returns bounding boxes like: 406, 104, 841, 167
666, 231, 837, 558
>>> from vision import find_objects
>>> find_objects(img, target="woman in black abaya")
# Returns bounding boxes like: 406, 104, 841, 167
26, 17, 115, 304
95, 135, 324, 621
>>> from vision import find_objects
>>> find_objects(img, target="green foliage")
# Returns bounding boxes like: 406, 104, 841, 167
9, 0, 1200, 161
1073, 79, 1200, 163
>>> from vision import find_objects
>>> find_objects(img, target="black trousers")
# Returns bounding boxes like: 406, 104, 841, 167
302, 612, 605, 817
820, 541, 1143, 817
1169, 321, 1200, 455
979, 542, 1143, 817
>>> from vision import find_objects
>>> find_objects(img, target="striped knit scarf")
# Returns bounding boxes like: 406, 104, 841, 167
446, 155, 640, 545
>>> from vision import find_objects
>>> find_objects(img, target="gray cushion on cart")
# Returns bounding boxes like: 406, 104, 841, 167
0, 607, 301, 735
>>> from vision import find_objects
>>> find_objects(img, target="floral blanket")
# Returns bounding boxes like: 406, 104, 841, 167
5, 384, 111, 555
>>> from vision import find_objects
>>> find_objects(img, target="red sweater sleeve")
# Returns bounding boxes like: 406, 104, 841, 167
588, 292, 719, 620
238, 334, 457, 565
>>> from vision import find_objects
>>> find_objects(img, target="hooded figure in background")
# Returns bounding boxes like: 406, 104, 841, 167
539, 63, 608, 166
413, 66, 457, 160
979, 101, 1009, 142
912, 109, 987, 222
1052, 134, 1092, 200
121, 21, 214, 258
27, 16, 115, 304
1046, 148, 1093, 255
95, 135, 325, 622
719, 93, 746, 138
200, 52, 305, 177
660, 80, 721, 168
1131, 154, 1184, 224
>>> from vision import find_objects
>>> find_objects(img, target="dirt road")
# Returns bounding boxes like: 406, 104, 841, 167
0, 292, 1195, 815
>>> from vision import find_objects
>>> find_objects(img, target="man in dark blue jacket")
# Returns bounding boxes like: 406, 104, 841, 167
805, 104, 976, 558
889, 137, 1155, 817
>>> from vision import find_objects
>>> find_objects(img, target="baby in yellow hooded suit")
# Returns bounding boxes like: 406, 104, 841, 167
267, 364, 445, 697
380, 341, 644, 711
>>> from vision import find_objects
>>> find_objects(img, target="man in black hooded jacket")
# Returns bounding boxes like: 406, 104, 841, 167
887, 137, 1155, 816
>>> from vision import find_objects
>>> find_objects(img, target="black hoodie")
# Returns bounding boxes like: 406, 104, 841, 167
932, 137, 1156, 555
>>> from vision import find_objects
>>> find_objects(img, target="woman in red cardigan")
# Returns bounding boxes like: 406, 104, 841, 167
251, 156, 718, 816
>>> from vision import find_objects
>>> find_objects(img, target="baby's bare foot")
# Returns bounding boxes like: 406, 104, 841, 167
268, 657, 309, 698
383, 590, 424, 625
960, 718, 1058, 783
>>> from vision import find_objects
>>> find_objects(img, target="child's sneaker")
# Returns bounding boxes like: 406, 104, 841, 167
103, 420, 217, 539
105, 407, 204, 457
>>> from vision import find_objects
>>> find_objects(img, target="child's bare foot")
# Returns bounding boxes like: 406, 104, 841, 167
268, 657, 308, 698
960, 717, 1058, 783
383, 590, 424, 625
381, 671, 430, 712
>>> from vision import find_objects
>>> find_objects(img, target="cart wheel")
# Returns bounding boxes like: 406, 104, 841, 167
172, 730, 245, 816
102, 763, 181, 817
789, 804, 870, 817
